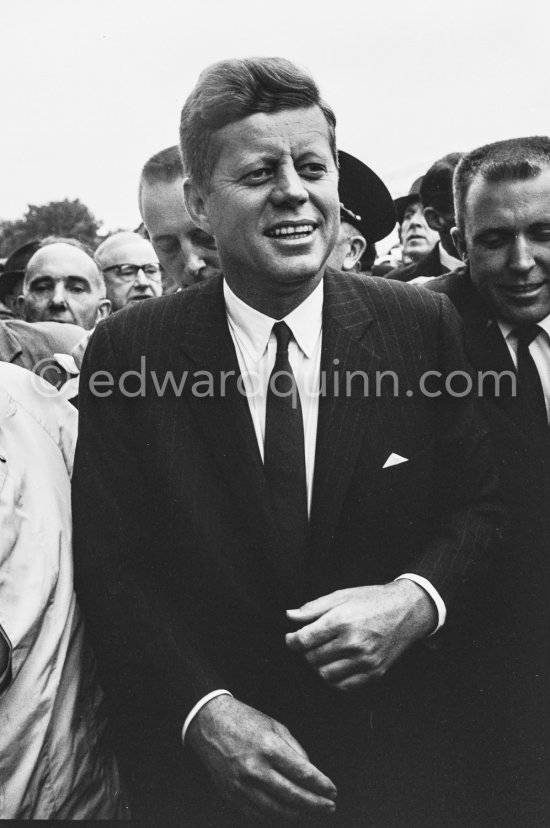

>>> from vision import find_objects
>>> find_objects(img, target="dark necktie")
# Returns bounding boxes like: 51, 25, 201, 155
514, 325, 548, 440
264, 322, 309, 566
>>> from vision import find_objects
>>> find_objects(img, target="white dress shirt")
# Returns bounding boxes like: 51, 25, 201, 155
182, 278, 446, 742
498, 312, 550, 422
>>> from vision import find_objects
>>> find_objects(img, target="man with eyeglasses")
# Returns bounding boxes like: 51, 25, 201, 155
95, 232, 163, 313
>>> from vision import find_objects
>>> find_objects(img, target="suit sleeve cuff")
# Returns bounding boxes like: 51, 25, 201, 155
182, 689, 233, 745
395, 574, 446, 634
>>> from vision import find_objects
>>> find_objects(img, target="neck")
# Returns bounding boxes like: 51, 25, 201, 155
224, 270, 324, 318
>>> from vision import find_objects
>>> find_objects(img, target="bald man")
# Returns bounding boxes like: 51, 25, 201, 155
95, 232, 162, 312
19, 239, 110, 330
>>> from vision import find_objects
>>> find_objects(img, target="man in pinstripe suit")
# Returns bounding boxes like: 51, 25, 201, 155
73, 58, 503, 826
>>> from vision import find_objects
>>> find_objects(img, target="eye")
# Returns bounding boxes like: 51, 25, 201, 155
155, 237, 180, 254
192, 230, 217, 250
31, 284, 50, 294
67, 281, 89, 293
299, 162, 327, 179
477, 232, 508, 249
531, 225, 550, 242
243, 167, 272, 184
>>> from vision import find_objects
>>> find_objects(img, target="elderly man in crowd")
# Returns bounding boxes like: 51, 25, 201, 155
0, 361, 127, 819
388, 153, 463, 283
326, 149, 396, 273
139, 145, 219, 290
95, 231, 162, 312
428, 136, 550, 825
18, 237, 110, 330
73, 57, 503, 826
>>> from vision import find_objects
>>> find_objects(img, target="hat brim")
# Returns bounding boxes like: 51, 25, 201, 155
337, 150, 396, 243
0, 271, 23, 303
394, 193, 423, 226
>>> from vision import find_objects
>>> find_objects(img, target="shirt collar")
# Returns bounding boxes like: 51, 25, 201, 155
498, 312, 550, 342
438, 242, 463, 273
223, 278, 324, 360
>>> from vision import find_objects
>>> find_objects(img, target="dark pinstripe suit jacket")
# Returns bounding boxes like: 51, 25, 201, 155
72, 270, 502, 815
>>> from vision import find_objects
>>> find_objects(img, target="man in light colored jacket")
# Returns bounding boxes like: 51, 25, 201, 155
0, 361, 127, 819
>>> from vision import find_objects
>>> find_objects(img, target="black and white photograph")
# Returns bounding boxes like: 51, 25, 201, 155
0, 1, 549, 824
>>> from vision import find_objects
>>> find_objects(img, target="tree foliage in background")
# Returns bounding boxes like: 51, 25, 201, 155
0, 199, 101, 257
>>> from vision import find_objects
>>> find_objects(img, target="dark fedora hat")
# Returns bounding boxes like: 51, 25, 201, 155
0, 239, 41, 302
338, 150, 396, 243
393, 176, 424, 225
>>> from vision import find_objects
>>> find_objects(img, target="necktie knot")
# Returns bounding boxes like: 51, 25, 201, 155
272, 321, 293, 353
514, 324, 541, 349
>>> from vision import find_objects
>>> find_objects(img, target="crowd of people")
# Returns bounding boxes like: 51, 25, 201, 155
0, 55, 549, 826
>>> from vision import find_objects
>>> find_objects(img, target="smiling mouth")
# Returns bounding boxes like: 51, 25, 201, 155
502, 283, 545, 295
266, 222, 316, 239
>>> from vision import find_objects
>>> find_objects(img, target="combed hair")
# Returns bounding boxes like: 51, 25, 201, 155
138, 145, 184, 210
179, 57, 337, 191
454, 136, 550, 234
420, 152, 462, 215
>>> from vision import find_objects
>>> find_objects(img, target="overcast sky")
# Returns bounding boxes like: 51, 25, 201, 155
1, 0, 549, 236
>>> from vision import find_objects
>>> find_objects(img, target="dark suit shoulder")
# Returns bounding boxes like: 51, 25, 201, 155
93, 276, 224, 353
327, 268, 448, 320
425, 268, 493, 325
385, 245, 446, 282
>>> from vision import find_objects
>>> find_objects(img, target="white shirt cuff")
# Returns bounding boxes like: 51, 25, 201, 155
182, 689, 233, 744
395, 574, 447, 634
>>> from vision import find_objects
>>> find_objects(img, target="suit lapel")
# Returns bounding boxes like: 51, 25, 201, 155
175, 278, 295, 589
310, 273, 381, 560
454, 275, 528, 433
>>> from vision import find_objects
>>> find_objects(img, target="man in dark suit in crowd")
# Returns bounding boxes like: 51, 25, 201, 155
72, 57, 503, 827
139, 145, 220, 292
428, 136, 550, 825
387, 153, 463, 283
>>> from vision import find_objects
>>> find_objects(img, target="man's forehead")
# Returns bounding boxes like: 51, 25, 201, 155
465, 170, 550, 231
102, 236, 156, 264
27, 245, 98, 285
141, 178, 191, 228
213, 106, 333, 162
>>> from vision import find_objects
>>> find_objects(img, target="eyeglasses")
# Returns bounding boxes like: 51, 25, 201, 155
102, 263, 162, 282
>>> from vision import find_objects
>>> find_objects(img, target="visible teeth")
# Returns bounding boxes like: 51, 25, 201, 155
271, 224, 314, 237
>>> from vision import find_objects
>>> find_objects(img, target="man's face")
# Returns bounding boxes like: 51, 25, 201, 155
457, 169, 550, 325
140, 177, 219, 288
20, 244, 110, 330
326, 221, 366, 272
98, 235, 162, 312
400, 200, 439, 263
186, 106, 340, 312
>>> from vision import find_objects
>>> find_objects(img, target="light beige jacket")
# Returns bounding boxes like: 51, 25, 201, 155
0, 362, 127, 819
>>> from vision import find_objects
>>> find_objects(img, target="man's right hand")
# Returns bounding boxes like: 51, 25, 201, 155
187, 694, 337, 823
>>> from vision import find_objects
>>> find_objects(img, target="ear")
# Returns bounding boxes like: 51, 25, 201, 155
16, 294, 27, 319
342, 234, 367, 271
451, 227, 468, 262
423, 206, 445, 233
183, 177, 212, 235
96, 299, 111, 322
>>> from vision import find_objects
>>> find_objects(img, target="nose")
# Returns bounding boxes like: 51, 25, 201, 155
408, 209, 426, 229
508, 234, 535, 273
271, 163, 308, 207
134, 267, 151, 287
50, 282, 67, 306
186, 251, 206, 277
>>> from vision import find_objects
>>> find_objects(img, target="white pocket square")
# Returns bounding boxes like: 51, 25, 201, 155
382, 453, 409, 469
